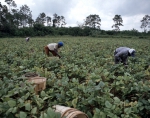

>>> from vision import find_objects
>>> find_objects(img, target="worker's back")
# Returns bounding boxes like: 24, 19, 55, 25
115, 47, 130, 53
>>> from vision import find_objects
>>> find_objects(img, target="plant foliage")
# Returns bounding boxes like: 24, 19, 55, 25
0, 37, 150, 118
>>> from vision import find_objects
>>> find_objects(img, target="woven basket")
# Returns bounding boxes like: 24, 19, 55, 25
28, 77, 47, 94
53, 105, 88, 118
24, 72, 39, 79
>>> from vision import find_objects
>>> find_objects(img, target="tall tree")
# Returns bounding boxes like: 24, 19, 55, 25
52, 13, 66, 27
0, 2, 2, 24
46, 16, 51, 26
19, 5, 33, 27
59, 16, 66, 27
84, 14, 101, 29
4, 0, 17, 27
35, 12, 46, 25
5, 0, 17, 12
0, 2, 5, 26
11, 8, 20, 28
140, 15, 150, 32
28, 17, 34, 27
0, 3, 9, 31
112, 15, 123, 31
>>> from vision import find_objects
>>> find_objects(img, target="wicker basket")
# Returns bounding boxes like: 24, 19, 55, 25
53, 105, 88, 118
24, 72, 39, 79
28, 77, 47, 94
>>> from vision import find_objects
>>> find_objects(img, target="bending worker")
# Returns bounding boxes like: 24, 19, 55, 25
114, 47, 136, 65
26, 37, 30, 42
44, 42, 64, 58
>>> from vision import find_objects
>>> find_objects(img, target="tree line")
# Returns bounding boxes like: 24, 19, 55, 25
0, 0, 150, 38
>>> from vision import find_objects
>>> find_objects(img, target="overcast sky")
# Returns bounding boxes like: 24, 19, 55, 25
2, 0, 150, 32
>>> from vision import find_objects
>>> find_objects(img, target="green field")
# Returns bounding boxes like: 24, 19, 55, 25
0, 37, 150, 118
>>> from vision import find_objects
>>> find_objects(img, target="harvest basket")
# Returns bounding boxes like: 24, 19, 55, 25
24, 72, 39, 79
53, 105, 88, 118
28, 77, 47, 94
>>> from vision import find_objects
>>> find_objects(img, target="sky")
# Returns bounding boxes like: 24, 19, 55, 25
1, 0, 150, 32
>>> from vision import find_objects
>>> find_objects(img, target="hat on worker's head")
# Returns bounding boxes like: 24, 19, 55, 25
129, 48, 135, 57
58, 42, 64, 47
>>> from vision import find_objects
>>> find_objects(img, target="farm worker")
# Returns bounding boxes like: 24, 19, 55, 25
26, 37, 30, 42
44, 42, 64, 58
114, 47, 136, 65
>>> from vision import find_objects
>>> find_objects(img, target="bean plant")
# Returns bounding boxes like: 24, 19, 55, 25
0, 37, 150, 118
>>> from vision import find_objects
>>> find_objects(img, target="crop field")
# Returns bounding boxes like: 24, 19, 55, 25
0, 36, 150, 118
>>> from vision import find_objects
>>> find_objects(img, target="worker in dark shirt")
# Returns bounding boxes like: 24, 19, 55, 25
114, 47, 136, 65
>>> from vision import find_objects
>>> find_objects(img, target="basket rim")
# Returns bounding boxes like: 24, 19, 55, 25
28, 77, 47, 84
30, 77, 47, 79
24, 72, 39, 77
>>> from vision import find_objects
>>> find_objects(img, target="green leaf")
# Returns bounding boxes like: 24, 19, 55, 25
66, 101, 72, 106
25, 103, 31, 111
100, 111, 106, 118
105, 101, 112, 108
47, 107, 56, 118
20, 111, 27, 118
19, 66, 24, 69
8, 100, 16, 107
36, 99, 41, 107
104, 72, 109, 76
6, 113, 15, 118
114, 97, 120, 103
87, 111, 93, 118
98, 81, 105, 87
24, 92, 30, 100
95, 108, 100, 113
31, 107, 37, 114
12, 107, 17, 113
18, 98, 24, 108
116, 81, 120, 85
44, 113, 48, 118
3, 97, 10, 102
93, 108, 100, 118
43, 97, 50, 101
107, 112, 115, 117
72, 98, 78, 108
41, 91, 46, 97
6, 108, 13, 115
124, 108, 131, 114
40, 113, 47, 118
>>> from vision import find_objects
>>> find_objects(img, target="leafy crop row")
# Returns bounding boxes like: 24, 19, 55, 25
0, 37, 150, 118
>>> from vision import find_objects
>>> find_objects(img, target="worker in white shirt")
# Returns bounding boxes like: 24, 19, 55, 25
26, 37, 30, 42
44, 42, 64, 58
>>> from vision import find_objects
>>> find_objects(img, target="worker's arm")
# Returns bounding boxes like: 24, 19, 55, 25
54, 49, 61, 58
114, 51, 125, 64
121, 57, 128, 65
115, 51, 125, 57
